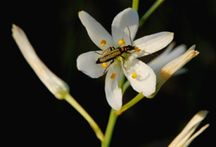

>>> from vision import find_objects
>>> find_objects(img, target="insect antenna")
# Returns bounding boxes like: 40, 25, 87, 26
126, 26, 133, 45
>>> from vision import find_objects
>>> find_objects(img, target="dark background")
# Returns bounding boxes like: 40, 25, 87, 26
1, 0, 215, 146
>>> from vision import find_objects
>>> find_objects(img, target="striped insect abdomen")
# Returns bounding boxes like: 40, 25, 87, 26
96, 48, 122, 64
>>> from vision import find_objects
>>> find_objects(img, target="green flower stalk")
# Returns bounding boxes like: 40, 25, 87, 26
132, 0, 139, 11
139, 0, 165, 27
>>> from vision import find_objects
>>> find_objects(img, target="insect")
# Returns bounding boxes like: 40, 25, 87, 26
96, 45, 137, 64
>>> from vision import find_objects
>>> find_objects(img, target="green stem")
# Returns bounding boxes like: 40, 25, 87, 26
101, 109, 118, 147
122, 80, 130, 94
117, 93, 144, 115
139, 0, 165, 27
64, 94, 104, 141
132, 0, 139, 11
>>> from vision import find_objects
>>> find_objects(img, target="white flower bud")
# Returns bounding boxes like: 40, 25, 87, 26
169, 110, 209, 147
12, 24, 69, 100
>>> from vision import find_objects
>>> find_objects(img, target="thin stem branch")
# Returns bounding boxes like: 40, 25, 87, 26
132, 0, 139, 11
122, 81, 130, 94
117, 93, 144, 115
64, 94, 104, 141
101, 109, 118, 147
139, 0, 165, 27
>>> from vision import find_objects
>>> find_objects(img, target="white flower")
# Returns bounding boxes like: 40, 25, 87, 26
169, 110, 209, 147
77, 8, 173, 110
12, 24, 69, 100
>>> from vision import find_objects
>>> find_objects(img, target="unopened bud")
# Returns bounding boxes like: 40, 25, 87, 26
169, 110, 209, 147
12, 24, 69, 100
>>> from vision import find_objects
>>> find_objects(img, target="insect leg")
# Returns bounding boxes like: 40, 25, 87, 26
103, 60, 114, 74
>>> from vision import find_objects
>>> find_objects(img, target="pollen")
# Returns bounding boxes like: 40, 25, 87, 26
131, 72, 137, 79
101, 63, 108, 69
118, 39, 125, 46
100, 40, 107, 47
135, 47, 141, 52
110, 72, 117, 80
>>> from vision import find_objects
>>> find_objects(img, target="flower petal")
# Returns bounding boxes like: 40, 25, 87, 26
77, 51, 106, 78
112, 8, 139, 45
105, 62, 124, 110
133, 32, 174, 57
148, 44, 186, 75
123, 59, 156, 97
79, 11, 114, 50
160, 45, 199, 81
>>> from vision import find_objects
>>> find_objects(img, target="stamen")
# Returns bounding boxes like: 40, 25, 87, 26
100, 40, 107, 47
110, 72, 117, 80
131, 72, 137, 79
101, 63, 108, 69
135, 47, 141, 52
118, 39, 125, 46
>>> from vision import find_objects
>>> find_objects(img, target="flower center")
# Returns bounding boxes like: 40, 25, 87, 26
131, 72, 137, 79
100, 40, 107, 47
118, 39, 125, 46
101, 63, 108, 69
110, 72, 117, 80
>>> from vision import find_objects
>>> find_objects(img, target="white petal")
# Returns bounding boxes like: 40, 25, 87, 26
105, 62, 124, 110
77, 51, 105, 78
79, 11, 114, 50
160, 45, 199, 81
133, 32, 174, 57
148, 44, 186, 75
123, 59, 156, 97
112, 8, 139, 45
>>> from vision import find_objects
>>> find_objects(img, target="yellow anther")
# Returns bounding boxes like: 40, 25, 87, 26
135, 47, 141, 52
101, 63, 108, 69
110, 72, 117, 80
131, 72, 137, 79
100, 40, 107, 47
118, 39, 125, 46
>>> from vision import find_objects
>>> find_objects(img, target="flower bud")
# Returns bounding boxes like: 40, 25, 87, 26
12, 24, 69, 100
169, 110, 209, 147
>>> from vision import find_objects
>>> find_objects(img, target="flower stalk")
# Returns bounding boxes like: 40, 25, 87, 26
101, 109, 118, 147
139, 0, 165, 27
132, 0, 139, 11
64, 94, 104, 141
117, 92, 144, 115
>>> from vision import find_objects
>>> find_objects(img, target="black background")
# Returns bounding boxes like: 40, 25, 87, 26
1, 0, 215, 146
